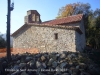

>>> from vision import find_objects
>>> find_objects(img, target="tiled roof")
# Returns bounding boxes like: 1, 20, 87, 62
11, 14, 83, 36
42, 14, 83, 25
11, 23, 82, 36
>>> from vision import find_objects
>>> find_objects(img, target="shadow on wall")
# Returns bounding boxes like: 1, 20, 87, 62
75, 31, 85, 52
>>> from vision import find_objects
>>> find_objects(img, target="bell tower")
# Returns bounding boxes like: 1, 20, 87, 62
24, 10, 41, 23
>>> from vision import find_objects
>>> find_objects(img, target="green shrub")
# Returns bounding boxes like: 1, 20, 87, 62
0, 34, 6, 48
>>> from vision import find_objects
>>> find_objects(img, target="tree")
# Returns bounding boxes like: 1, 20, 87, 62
0, 33, 6, 48
56, 2, 100, 49
56, 2, 91, 18
93, 8, 100, 28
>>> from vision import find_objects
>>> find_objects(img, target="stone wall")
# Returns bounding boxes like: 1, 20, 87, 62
13, 25, 76, 53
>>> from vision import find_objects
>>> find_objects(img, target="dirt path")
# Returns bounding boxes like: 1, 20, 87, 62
0, 48, 39, 58
0, 53, 7, 58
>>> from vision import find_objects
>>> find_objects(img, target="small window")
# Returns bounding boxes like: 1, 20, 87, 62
54, 33, 58, 40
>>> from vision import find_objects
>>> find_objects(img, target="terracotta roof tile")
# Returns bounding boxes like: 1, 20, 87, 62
42, 14, 83, 25
11, 14, 83, 36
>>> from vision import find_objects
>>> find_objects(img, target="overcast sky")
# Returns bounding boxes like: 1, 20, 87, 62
0, 0, 100, 34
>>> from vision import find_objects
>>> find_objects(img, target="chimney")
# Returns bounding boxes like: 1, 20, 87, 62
24, 10, 41, 23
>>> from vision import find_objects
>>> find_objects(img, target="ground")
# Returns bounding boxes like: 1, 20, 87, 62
0, 48, 100, 75
0, 51, 100, 75
0, 48, 39, 58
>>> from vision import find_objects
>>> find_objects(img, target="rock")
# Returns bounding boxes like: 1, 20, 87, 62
60, 53, 66, 59
63, 51, 68, 55
79, 69, 84, 72
11, 71, 21, 75
2, 61, 7, 70
42, 63, 46, 69
51, 52, 56, 55
60, 62, 68, 68
16, 54, 21, 60
69, 61, 73, 66
16, 60, 20, 64
1, 52, 100, 75
36, 68, 41, 75
21, 72, 28, 75
80, 72, 90, 75
38, 73, 46, 75
89, 64, 94, 70
56, 53, 60, 57
35, 54, 41, 58
20, 55, 26, 63
69, 69, 73, 74
78, 54, 82, 58
47, 58, 54, 66
19, 63, 26, 68
76, 65, 80, 69
12, 57, 17, 61
13, 65, 20, 69
62, 73, 70, 75
71, 73, 77, 75
71, 53, 76, 58
27, 71, 34, 75
0, 63, 3, 73
2, 61, 7, 64
0, 58, 2, 61
73, 69, 81, 75
67, 55, 72, 60
88, 65, 98, 75
41, 56, 46, 62
79, 63, 86, 69
56, 66, 61, 75
69, 67, 75, 74
50, 54, 57, 60
36, 61, 42, 68
52, 61, 57, 68
56, 66, 61, 73
44, 54, 49, 59
28, 60, 36, 68
59, 59, 66, 63
25, 57, 32, 62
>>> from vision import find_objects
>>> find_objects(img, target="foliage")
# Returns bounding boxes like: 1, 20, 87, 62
56, 2, 100, 49
0, 33, 6, 48
56, 2, 91, 18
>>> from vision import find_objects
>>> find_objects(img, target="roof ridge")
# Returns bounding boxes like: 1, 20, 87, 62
27, 23, 80, 28
56, 14, 83, 19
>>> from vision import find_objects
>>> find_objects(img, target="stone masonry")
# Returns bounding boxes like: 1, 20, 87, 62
13, 22, 85, 53
13, 25, 76, 53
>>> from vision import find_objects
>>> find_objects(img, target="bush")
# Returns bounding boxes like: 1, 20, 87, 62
0, 34, 6, 48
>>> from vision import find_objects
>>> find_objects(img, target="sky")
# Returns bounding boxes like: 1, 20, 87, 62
0, 0, 100, 34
